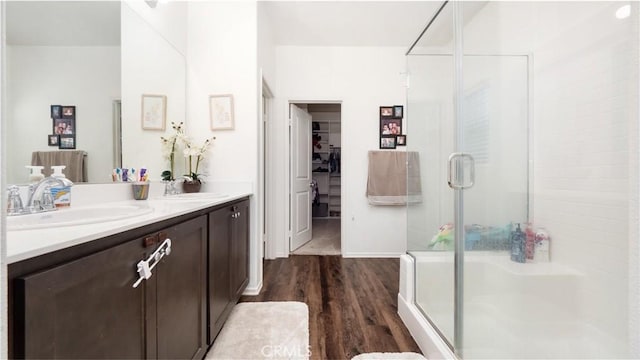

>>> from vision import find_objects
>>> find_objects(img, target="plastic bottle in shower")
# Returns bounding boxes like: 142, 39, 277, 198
525, 223, 535, 262
510, 223, 526, 263
535, 228, 551, 263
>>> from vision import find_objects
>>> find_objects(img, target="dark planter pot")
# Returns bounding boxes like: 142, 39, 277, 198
182, 180, 201, 193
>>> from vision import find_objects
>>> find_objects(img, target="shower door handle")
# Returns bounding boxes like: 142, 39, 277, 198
447, 152, 475, 189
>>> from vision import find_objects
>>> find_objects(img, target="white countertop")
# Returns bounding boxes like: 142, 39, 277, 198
6, 188, 252, 264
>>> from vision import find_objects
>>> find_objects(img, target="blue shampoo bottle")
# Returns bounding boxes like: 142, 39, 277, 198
510, 223, 526, 263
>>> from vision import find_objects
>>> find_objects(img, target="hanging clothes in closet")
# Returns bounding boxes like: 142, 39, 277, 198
329, 147, 341, 174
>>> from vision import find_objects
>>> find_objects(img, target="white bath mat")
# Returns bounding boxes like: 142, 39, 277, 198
352, 352, 426, 360
206, 301, 309, 360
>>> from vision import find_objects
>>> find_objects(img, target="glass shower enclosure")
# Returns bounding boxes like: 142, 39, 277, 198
406, 1, 638, 359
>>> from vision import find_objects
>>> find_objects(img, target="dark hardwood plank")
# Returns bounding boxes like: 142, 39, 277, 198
240, 256, 421, 359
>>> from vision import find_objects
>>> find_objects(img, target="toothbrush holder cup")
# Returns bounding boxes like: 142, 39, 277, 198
132, 182, 150, 200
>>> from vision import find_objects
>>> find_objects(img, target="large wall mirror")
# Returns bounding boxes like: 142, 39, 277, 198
3, 1, 186, 185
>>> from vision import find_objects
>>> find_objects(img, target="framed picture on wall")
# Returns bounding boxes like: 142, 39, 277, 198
210, 94, 235, 130
393, 105, 404, 118
61, 106, 75, 119
396, 134, 407, 146
380, 106, 394, 118
53, 118, 75, 135
380, 118, 402, 137
51, 105, 62, 119
48, 134, 59, 146
141, 94, 167, 130
59, 134, 76, 149
380, 135, 397, 149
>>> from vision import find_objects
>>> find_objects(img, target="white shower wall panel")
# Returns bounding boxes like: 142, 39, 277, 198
532, 3, 635, 345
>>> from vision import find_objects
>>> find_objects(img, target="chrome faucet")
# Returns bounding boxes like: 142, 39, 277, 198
7, 186, 24, 215
25, 176, 73, 212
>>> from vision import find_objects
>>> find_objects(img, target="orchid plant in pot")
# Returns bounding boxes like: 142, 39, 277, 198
182, 136, 215, 193
160, 122, 186, 182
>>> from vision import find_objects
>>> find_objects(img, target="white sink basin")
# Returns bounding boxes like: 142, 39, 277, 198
162, 193, 228, 200
8, 204, 154, 231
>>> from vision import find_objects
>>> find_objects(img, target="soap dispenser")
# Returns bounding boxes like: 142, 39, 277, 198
50, 165, 66, 179
510, 223, 526, 263
50, 166, 71, 207
25, 165, 45, 183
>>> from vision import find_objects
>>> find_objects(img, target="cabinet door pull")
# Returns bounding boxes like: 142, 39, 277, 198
143, 235, 157, 248
133, 238, 172, 288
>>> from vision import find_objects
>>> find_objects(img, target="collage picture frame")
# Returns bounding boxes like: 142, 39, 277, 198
50, 105, 76, 149
379, 105, 405, 149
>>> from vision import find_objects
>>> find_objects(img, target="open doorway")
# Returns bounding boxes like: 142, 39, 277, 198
290, 102, 341, 256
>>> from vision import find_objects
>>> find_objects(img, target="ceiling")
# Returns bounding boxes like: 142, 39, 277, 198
5, 1, 470, 48
6, 1, 121, 46
261, 1, 443, 47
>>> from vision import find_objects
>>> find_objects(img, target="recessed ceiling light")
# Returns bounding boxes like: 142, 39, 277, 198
616, 4, 631, 19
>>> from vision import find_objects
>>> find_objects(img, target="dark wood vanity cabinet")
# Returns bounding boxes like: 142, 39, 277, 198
9, 197, 251, 359
10, 216, 208, 359
154, 216, 207, 360
14, 234, 151, 359
208, 199, 250, 344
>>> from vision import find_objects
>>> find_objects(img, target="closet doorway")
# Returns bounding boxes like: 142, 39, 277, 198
291, 103, 341, 256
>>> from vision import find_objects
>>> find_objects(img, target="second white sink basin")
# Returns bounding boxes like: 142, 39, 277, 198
8, 204, 154, 231
162, 193, 228, 200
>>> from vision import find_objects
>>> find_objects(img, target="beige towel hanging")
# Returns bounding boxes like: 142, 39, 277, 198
366, 150, 422, 205
32, 150, 88, 183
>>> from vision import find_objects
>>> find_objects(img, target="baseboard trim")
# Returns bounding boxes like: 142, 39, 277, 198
243, 280, 263, 296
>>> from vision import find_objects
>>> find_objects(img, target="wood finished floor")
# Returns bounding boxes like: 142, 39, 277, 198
240, 256, 421, 360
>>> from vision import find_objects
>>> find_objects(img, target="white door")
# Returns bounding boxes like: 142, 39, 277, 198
290, 104, 313, 251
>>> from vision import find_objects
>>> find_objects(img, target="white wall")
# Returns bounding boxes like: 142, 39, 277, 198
6, 46, 120, 183
258, 2, 277, 90
187, 1, 261, 292
274, 46, 407, 257
123, 0, 187, 55
121, 3, 186, 180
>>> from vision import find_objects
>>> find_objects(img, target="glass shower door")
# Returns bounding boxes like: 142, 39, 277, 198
408, 52, 530, 356
406, 1, 456, 349
406, 54, 455, 346
408, 2, 531, 356
459, 54, 530, 358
